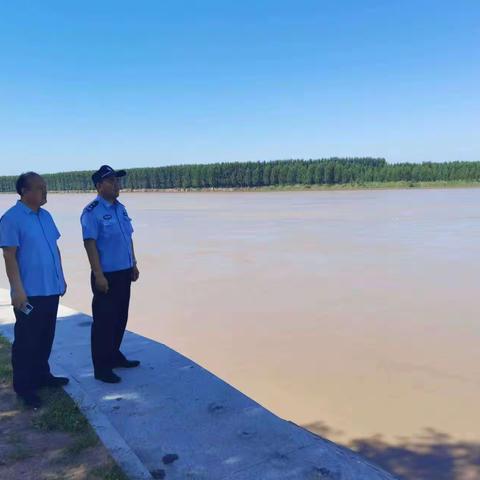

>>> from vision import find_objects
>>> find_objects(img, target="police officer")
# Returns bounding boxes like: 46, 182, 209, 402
0, 172, 69, 409
81, 165, 140, 383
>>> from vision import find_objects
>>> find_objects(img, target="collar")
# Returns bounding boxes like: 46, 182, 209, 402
16, 200, 40, 215
96, 195, 119, 209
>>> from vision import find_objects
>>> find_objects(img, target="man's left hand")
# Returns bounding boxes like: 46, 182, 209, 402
131, 265, 140, 282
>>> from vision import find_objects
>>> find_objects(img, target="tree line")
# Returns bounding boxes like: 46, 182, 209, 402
0, 158, 479, 192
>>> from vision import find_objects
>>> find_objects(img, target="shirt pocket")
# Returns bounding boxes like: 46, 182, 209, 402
38, 216, 59, 248
101, 219, 119, 238
40, 215, 59, 241
121, 213, 134, 235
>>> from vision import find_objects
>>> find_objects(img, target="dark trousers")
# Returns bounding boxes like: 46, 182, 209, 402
90, 268, 132, 372
12, 295, 60, 396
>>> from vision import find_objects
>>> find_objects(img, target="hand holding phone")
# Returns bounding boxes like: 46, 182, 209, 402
19, 303, 34, 315
11, 291, 29, 312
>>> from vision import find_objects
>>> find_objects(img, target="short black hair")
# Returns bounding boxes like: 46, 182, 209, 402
15, 172, 41, 196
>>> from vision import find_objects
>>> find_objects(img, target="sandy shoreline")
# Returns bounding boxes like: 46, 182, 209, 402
1, 180, 480, 195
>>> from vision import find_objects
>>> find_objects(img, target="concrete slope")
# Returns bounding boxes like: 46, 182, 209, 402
0, 289, 398, 480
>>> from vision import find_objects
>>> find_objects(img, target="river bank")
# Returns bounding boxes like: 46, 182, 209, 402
1, 179, 480, 195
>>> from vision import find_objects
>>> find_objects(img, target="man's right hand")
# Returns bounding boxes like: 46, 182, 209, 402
11, 291, 28, 310
94, 273, 109, 294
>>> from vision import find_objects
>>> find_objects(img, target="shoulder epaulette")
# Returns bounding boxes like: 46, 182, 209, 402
85, 200, 99, 212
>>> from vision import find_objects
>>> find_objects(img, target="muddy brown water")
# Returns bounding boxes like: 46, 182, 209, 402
1, 189, 479, 447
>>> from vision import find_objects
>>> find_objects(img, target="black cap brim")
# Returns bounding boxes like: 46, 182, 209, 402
92, 168, 127, 186
101, 170, 126, 180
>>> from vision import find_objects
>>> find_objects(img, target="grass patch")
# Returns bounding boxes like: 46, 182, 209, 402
130, 179, 480, 193
33, 388, 91, 433
89, 464, 129, 480
67, 429, 100, 455
33, 387, 99, 453
0, 333, 97, 453
0, 333, 128, 478
6, 444, 33, 462
0, 334, 12, 383
5, 432, 34, 462
250, 180, 480, 191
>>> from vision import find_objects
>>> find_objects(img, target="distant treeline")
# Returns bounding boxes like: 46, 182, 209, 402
1, 158, 480, 192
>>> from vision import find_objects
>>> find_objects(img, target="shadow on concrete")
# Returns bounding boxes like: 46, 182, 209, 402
48, 312, 400, 479
303, 422, 480, 480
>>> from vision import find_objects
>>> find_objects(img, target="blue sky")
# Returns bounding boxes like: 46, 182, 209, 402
0, 1, 479, 175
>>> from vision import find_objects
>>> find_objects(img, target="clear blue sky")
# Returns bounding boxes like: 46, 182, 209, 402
0, 1, 479, 175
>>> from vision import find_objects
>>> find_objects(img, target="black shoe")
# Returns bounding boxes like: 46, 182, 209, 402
18, 393, 42, 409
94, 370, 121, 383
41, 375, 70, 388
113, 359, 140, 369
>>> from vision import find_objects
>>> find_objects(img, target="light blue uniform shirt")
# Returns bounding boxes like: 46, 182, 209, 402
80, 196, 134, 273
0, 200, 66, 297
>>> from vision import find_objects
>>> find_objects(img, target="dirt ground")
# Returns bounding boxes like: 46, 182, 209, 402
0, 335, 127, 480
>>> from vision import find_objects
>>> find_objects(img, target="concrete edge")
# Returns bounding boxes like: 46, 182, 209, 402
0, 326, 153, 480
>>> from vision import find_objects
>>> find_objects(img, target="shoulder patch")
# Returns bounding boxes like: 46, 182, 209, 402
85, 200, 99, 212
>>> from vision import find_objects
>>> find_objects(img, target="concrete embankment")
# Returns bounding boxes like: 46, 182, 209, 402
0, 289, 398, 480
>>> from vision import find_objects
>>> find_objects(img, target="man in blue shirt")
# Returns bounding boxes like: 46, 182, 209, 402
81, 165, 140, 383
0, 172, 69, 409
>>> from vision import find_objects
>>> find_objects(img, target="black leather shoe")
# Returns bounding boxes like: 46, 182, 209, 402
113, 359, 140, 369
18, 393, 42, 409
42, 375, 70, 388
94, 370, 121, 383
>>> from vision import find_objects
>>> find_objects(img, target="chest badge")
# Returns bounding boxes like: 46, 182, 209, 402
103, 214, 112, 220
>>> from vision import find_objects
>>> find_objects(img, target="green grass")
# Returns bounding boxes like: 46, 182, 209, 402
227, 180, 480, 192
98, 179, 480, 194
7, 179, 480, 195
34, 388, 94, 433
5, 432, 34, 462
1, 332, 97, 446
32, 382, 100, 454
0, 334, 12, 382
0, 333, 126, 478
6, 444, 34, 462
66, 429, 100, 455
89, 465, 129, 480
